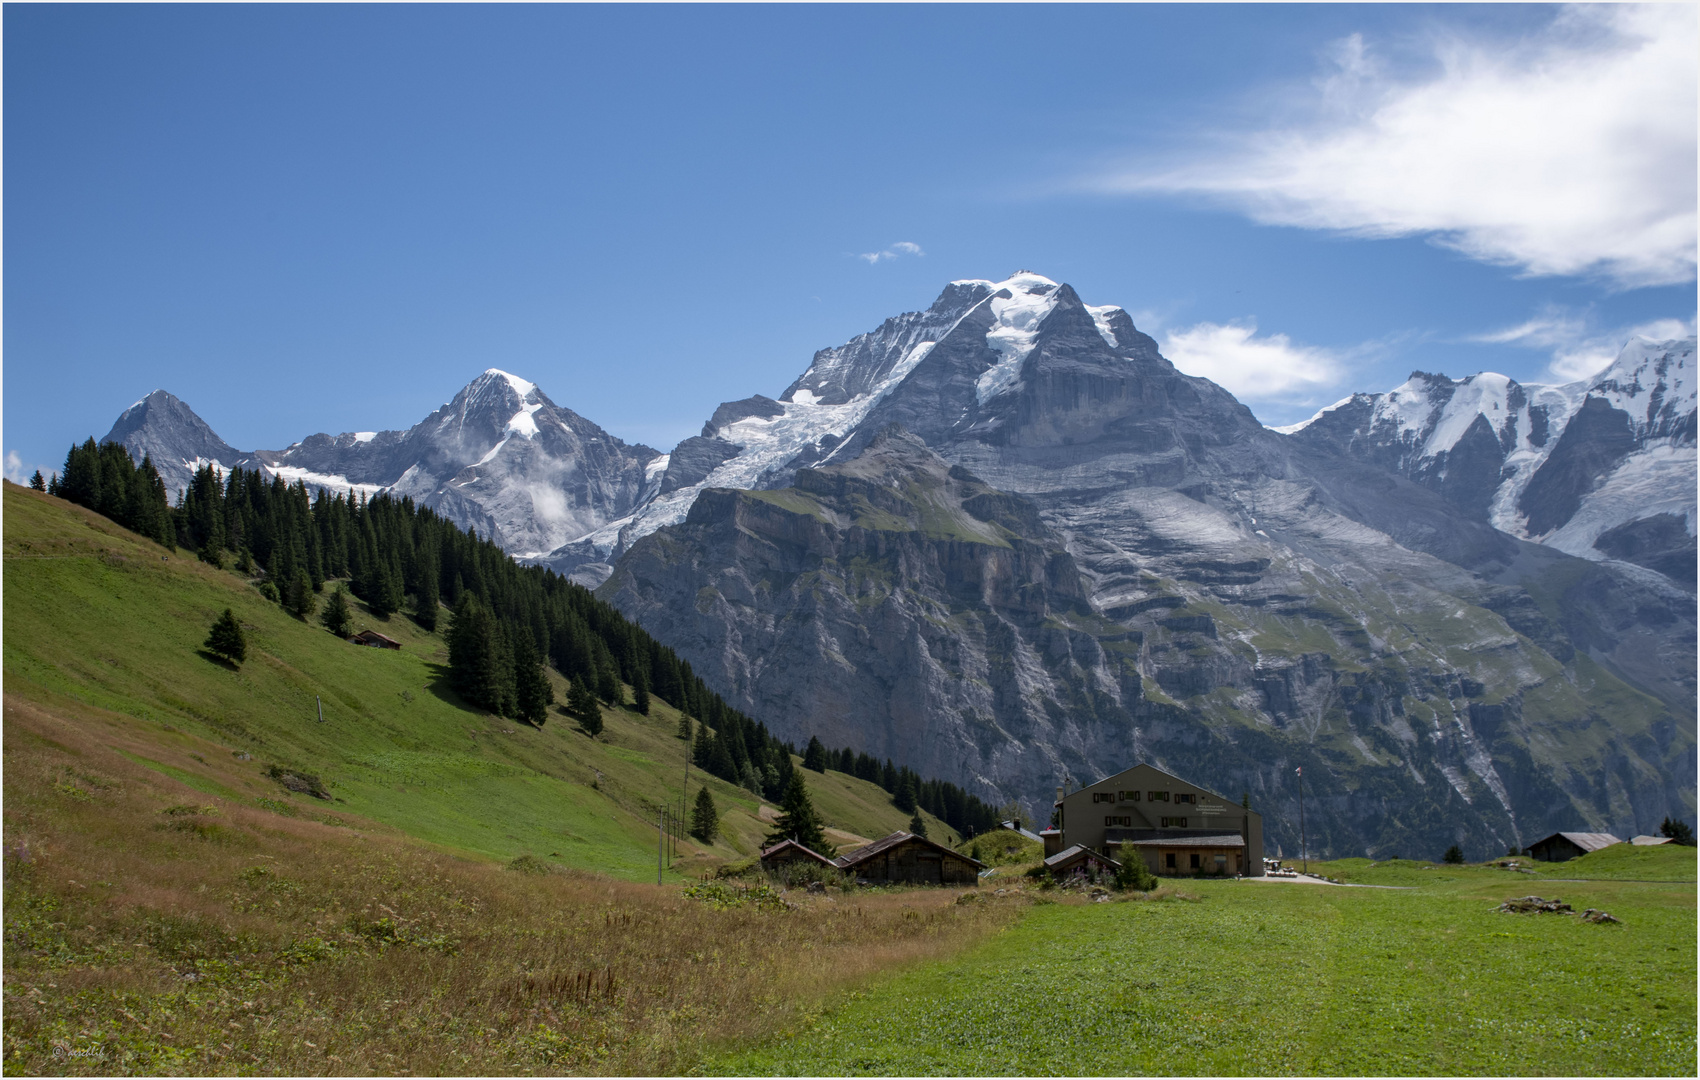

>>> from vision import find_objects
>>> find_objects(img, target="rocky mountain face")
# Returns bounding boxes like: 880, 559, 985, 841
100, 390, 257, 498
96, 274, 1695, 859
598, 274, 1695, 860
102, 370, 661, 556
1284, 338, 1696, 589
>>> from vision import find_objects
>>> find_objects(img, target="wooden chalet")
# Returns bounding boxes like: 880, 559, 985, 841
1043, 844, 1120, 881
835, 831, 985, 885
1527, 831, 1621, 862
758, 838, 839, 872
349, 629, 402, 650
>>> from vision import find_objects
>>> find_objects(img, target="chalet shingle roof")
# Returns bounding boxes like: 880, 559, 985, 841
834, 831, 985, 870
1116, 832, 1246, 848
758, 839, 838, 867
1543, 831, 1622, 853
1044, 844, 1121, 870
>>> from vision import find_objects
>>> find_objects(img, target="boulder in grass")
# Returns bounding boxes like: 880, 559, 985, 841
1497, 896, 1573, 914
1581, 908, 1622, 924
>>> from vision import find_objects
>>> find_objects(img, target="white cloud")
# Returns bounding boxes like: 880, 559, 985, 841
1097, 5, 1696, 287
1161, 320, 1344, 402
1470, 306, 1697, 382
858, 241, 925, 265
4, 451, 28, 485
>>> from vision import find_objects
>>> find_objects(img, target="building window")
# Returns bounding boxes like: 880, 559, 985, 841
1175, 793, 1196, 804
1104, 815, 1133, 827
1119, 790, 1140, 802
1190, 853, 1201, 869
1093, 791, 1116, 804
1149, 791, 1169, 802
1159, 816, 1190, 828
1165, 853, 1176, 869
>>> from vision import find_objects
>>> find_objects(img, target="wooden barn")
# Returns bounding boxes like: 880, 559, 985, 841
349, 630, 402, 649
1043, 844, 1120, 881
836, 831, 984, 885
758, 838, 839, 872
1527, 831, 1621, 862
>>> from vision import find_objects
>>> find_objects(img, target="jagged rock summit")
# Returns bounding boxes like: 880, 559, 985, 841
101, 369, 660, 556
100, 390, 254, 498
1283, 336, 1696, 588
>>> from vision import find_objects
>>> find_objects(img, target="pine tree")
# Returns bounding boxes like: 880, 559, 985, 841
803, 735, 827, 773
514, 637, 554, 727
28, 470, 44, 492
568, 675, 602, 736
286, 569, 317, 619
1442, 844, 1465, 864
1659, 816, 1696, 845
447, 594, 508, 714
677, 713, 694, 741
204, 608, 246, 665
908, 810, 929, 839
691, 786, 719, 844
413, 569, 440, 632
631, 667, 650, 715
766, 772, 833, 857
894, 772, 918, 813
322, 585, 353, 638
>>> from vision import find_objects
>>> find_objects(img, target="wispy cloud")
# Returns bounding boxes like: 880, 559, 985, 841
857, 241, 924, 265
1471, 306, 1697, 382
1160, 320, 1346, 404
5, 451, 30, 485
1093, 5, 1696, 288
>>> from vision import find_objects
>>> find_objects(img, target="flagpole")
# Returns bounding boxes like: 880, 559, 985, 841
1296, 765, 1308, 876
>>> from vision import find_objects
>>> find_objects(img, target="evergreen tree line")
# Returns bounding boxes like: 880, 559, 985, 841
46, 444, 1007, 831
48, 439, 175, 549
801, 735, 1002, 839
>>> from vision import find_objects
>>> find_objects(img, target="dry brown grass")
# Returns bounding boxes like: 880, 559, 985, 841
3, 696, 1026, 1075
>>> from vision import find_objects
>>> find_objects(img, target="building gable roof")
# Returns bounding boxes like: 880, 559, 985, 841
758, 839, 838, 867
1064, 761, 1244, 810
835, 831, 985, 870
1044, 844, 1121, 870
1534, 831, 1622, 853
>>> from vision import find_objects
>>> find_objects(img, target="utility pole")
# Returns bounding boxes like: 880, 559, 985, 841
1296, 765, 1308, 876
658, 810, 665, 885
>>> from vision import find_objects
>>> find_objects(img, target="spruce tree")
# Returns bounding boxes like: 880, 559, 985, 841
28, 470, 44, 492
1442, 844, 1465, 864
766, 772, 833, 857
322, 585, 354, 638
894, 773, 919, 813
631, 668, 650, 715
691, 786, 719, 844
514, 637, 554, 727
204, 608, 246, 665
447, 594, 507, 714
908, 810, 929, 839
803, 735, 827, 773
286, 569, 317, 619
677, 713, 694, 741
413, 571, 440, 632
567, 675, 602, 736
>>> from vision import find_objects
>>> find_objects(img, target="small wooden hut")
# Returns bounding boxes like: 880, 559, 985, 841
349, 629, 402, 650
758, 838, 838, 872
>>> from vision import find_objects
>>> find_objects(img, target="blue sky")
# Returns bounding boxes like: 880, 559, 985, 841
5, 3, 1694, 480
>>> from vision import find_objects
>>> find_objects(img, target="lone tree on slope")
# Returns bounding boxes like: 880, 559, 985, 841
204, 608, 247, 665
766, 772, 834, 858
322, 585, 354, 638
908, 810, 929, 839
1442, 844, 1465, 865
567, 675, 602, 737
691, 786, 719, 845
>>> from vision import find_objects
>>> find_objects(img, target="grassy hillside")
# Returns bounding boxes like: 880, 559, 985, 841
2, 483, 946, 880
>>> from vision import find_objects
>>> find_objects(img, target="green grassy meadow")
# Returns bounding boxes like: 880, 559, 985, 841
713, 866, 1696, 1076
1, 484, 941, 881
